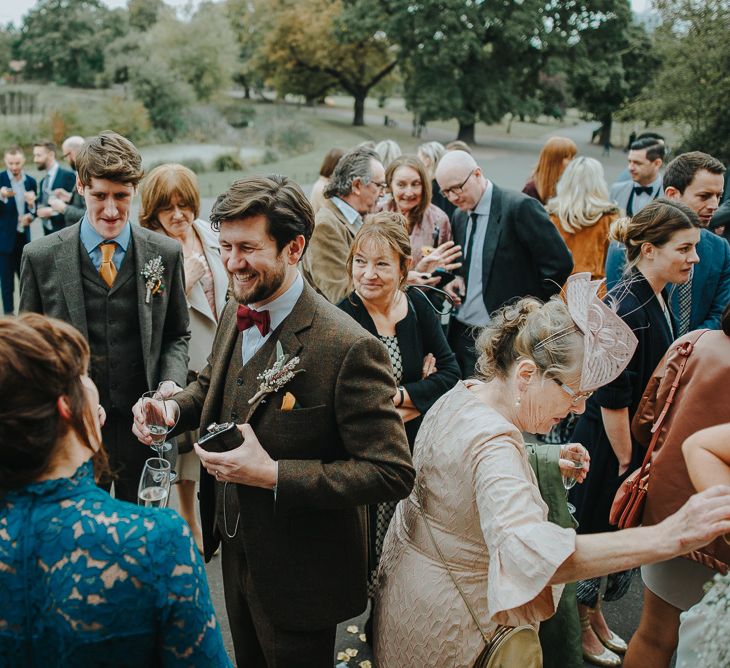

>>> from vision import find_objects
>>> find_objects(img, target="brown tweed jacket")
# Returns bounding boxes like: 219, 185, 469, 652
173, 281, 414, 629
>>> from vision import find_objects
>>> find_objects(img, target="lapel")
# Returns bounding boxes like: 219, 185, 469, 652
480, 184, 503, 285
188, 220, 228, 323
239, 283, 316, 424
54, 225, 88, 337
326, 198, 359, 241
131, 225, 153, 366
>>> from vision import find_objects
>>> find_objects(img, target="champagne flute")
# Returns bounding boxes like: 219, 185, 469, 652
141, 390, 179, 483
563, 461, 583, 514
138, 458, 171, 508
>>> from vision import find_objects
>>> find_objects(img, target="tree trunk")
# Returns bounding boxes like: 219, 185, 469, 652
457, 121, 476, 145
353, 93, 366, 126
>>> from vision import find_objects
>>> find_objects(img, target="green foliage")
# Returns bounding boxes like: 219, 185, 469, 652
100, 95, 151, 143
127, 0, 166, 31
212, 153, 244, 172
218, 102, 256, 128
129, 61, 195, 141
16, 0, 126, 88
0, 26, 16, 76
263, 120, 314, 156
180, 157, 206, 174
630, 0, 730, 163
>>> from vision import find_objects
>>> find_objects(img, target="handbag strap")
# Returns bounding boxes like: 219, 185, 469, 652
415, 488, 492, 645
635, 330, 708, 477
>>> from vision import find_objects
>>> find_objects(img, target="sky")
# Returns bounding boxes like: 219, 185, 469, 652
2, 0, 654, 27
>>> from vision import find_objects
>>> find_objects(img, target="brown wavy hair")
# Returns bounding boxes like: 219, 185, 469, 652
0, 314, 109, 493
385, 155, 432, 233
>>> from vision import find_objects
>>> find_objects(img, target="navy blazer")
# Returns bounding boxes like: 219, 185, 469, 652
605, 229, 730, 331
451, 184, 573, 315
0, 172, 37, 253
39, 166, 76, 232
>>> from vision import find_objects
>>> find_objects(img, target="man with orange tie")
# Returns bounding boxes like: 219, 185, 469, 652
19, 131, 189, 501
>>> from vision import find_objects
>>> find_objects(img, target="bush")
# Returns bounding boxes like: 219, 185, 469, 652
260, 147, 280, 164
212, 153, 243, 172
0, 117, 45, 150
130, 61, 195, 141
218, 102, 256, 128
182, 105, 239, 144
101, 95, 151, 144
180, 158, 206, 174
263, 120, 314, 156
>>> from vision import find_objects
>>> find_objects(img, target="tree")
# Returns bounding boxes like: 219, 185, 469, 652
568, 4, 657, 147
630, 0, 730, 162
127, 0, 165, 31
0, 24, 16, 77
226, 0, 267, 98
16, 0, 127, 88
256, 0, 397, 125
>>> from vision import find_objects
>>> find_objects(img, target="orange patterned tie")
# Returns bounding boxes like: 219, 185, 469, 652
99, 242, 117, 288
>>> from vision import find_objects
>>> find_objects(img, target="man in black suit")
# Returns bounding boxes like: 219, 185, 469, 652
435, 150, 573, 376
32, 139, 76, 235
47, 135, 86, 227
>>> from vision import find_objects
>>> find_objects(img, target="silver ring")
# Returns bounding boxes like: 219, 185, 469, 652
215, 470, 220, 480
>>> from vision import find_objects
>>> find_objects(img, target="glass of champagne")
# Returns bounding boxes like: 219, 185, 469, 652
138, 457, 171, 508
563, 461, 583, 515
140, 390, 178, 483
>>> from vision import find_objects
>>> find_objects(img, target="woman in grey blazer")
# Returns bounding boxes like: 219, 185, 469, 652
140, 164, 228, 552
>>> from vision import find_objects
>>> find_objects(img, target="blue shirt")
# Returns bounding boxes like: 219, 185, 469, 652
331, 196, 363, 229
0, 460, 232, 667
456, 181, 494, 327
79, 215, 131, 272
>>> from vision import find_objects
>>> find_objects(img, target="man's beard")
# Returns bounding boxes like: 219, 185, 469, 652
232, 258, 287, 305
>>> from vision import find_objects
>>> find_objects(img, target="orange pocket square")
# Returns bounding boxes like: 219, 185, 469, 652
280, 392, 296, 411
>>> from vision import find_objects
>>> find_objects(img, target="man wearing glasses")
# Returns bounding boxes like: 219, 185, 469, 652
436, 150, 573, 375
302, 147, 386, 304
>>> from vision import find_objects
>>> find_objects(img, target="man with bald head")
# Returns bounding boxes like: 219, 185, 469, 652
48, 135, 87, 226
436, 150, 573, 375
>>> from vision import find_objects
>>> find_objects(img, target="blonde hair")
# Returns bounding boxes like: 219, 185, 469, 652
475, 297, 583, 383
610, 198, 700, 270
347, 211, 412, 290
531, 136, 577, 203
139, 163, 201, 233
546, 157, 618, 233
417, 141, 445, 178
375, 140, 402, 170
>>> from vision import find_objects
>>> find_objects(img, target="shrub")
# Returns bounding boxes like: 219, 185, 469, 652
212, 153, 243, 172
263, 120, 313, 156
101, 95, 151, 144
180, 158, 206, 174
182, 105, 239, 144
218, 102, 256, 128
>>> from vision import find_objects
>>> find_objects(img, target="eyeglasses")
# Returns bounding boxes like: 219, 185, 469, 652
371, 181, 388, 192
554, 380, 593, 406
441, 169, 475, 198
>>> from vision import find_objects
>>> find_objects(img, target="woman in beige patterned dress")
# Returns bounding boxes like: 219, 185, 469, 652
374, 288, 730, 668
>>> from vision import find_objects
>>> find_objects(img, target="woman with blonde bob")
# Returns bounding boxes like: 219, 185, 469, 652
139, 163, 228, 553
339, 212, 460, 634
373, 282, 730, 668
547, 157, 619, 279
523, 136, 578, 205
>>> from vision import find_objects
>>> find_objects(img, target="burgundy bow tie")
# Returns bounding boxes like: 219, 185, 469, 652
236, 305, 271, 336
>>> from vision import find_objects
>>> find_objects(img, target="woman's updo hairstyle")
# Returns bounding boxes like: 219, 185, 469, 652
610, 198, 700, 269
475, 297, 583, 383
0, 314, 107, 493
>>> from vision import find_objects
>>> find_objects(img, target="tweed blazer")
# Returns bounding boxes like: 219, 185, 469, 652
301, 198, 359, 304
19, 222, 190, 390
173, 281, 414, 629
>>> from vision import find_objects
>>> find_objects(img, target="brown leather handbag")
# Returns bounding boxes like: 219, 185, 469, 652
610, 331, 707, 528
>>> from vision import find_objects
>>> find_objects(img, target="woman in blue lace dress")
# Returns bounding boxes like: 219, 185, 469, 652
0, 313, 231, 668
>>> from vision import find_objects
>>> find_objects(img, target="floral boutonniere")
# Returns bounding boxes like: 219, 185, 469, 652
248, 341, 305, 406
141, 256, 165, 304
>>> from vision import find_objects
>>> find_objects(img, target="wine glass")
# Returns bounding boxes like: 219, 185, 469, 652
140, 390, 178, 483
138, 457, 171, 508
563, 461, 583, 515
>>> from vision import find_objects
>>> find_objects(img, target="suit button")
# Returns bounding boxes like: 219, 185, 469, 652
231, 411, 239, 421
236, 378, 243, 386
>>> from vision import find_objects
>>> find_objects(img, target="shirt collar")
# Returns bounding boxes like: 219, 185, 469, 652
472, 180, 494, 216
634, 175, 663, 193
79, 215, 132, 253
46, 161, 59, 182
6, 170, 24, 184
248, 271, 304, 332
331, 196, 362, 227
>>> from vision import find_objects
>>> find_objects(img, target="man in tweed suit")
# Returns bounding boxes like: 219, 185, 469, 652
133, 175, 414, 667
20, 131, 190, 501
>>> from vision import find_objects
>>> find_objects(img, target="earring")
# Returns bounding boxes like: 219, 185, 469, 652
515, 394, 522, 408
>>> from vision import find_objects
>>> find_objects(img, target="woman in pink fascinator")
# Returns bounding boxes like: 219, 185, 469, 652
372, 269, 730, 668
